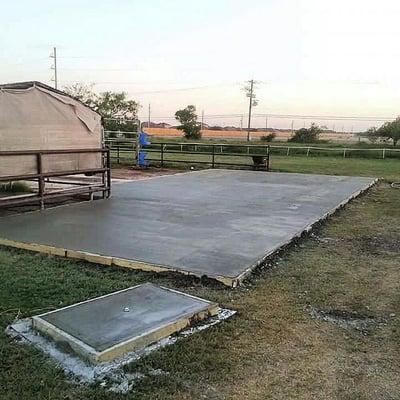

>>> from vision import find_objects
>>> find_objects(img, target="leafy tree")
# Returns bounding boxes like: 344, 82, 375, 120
63, 83, 97, 109
175, 105, 202, 140
288, 123, 321, 143
63, 83, 140, 134
368, 118, 400, 147
364, 127, 379, 144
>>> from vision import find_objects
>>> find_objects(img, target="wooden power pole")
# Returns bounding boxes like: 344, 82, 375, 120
246, 79, 254, 141
50, 47, 58, 89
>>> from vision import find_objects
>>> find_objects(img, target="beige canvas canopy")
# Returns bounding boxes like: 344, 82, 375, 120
0, 81, 103, 178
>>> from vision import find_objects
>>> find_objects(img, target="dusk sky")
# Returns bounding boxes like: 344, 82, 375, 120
1, 0, 400, 129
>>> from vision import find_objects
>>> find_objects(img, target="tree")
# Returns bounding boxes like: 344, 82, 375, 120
175, 105, 201, 140
63, 83, 97, 109
260, 132, 276, 142
364, 127, 379, 144
368, 118, 400, 147
63, 83, 140, 133
288, 123, 321, 143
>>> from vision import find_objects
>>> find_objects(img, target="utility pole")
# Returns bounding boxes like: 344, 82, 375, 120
148, 103, 151, 128
50, 47, 58, 89
291, 120, 294, 135
201, 110, 204, 131
265, 116, 268, 132
246, 79, 254, 141
240, 115, 243, 131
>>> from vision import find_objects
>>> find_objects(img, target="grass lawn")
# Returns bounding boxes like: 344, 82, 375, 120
271, 156, 400, 182
0, 163, 399, 398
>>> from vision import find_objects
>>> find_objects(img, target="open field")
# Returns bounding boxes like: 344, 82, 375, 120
146, 127, 364, 142
1, 177, 399, 399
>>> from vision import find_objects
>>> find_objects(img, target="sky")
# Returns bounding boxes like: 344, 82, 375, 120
1, 0, 400, 130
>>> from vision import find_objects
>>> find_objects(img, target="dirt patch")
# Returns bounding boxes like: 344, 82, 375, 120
112, 167, 180, 180
308, 306, 383, 334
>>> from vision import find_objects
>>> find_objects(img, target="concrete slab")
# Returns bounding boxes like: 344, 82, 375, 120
0, 170, 376, 285
32, 283, 218, 363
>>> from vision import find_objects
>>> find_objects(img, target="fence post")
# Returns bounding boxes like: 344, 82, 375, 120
343, 149, 346, 158
382, 149, 385, 159
37, 153, 45, 210
307, 147, 310, 157
266, 146, 270, 171
287, 147, 290, 156
106, 149, 111, 198
212, 145, 215, 168
161, 144, 164, 167
117, 145, 120, 164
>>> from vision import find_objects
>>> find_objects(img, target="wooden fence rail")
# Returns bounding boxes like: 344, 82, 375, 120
0, 148, 111, 209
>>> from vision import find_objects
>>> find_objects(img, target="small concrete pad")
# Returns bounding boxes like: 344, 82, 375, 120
0, 170, 376, 285
32, 283, 218, 363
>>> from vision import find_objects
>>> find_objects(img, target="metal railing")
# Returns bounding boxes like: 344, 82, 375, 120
0, 148, 111, 209
105, 138, 136, 164
145, 142, 270, 170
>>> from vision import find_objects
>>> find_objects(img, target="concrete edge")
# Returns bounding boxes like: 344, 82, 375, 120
0, 238, 234, 286
32, 316, 99, 363
32, 288, 220, 364
0, 238, 67, 257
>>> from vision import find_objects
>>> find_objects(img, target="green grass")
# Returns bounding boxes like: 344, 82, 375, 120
271, 156, 400, 182
1, 163, 400, 399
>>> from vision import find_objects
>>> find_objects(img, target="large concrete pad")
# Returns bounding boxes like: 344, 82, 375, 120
0, 170, 376, 285
32, 283, 218, 363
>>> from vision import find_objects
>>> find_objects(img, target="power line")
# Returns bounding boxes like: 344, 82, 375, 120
58, 81, 237, 93
59, 67, 140, 71
253, 113, 394, 122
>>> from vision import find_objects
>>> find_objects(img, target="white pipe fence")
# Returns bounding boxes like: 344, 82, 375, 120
268, 145, 400, 159
104, 132, 400, 161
